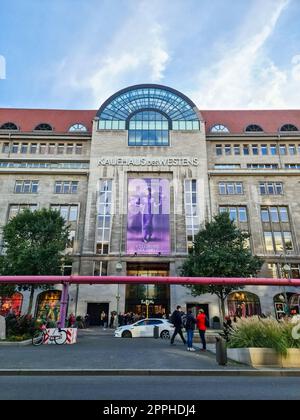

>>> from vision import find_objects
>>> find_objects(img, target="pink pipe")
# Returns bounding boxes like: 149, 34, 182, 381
0, 275, 299, 286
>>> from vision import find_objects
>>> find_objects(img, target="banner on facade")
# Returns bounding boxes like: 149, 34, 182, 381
127, 178, 170, 255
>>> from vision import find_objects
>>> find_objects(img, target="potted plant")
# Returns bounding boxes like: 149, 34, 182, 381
212, 316, 221, 329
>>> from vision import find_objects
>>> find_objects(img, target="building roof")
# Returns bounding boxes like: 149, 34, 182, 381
1, 107, 300, 134
202, 110, 300, 134
0, 108, 95, 133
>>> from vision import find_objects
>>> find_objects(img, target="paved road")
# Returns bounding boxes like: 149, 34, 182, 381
1, 376, 300, 400
0, 329, 244, 370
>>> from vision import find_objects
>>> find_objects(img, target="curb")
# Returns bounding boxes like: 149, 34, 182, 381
1, 369, 300, 376
0, 339, 32, 346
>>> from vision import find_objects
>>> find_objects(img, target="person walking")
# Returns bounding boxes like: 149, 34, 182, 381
196, 309, 207, 351
185, 310, 197, 351
170, 305, 186, 346
100, 310, 106, 328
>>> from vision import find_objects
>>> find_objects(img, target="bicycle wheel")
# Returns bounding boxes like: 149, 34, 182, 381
32, 331, 44, 346
54, 329, 67, 345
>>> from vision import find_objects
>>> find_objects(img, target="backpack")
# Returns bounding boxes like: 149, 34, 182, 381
181, 314, 187, 328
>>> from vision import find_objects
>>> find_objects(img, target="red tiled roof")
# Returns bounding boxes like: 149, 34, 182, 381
1, 108, 300, 134
0, 109, 96, 133
201, 110, 300, 134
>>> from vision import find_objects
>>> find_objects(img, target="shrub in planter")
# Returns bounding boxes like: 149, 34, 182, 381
6, 314, 36, 337
227, 317, 300, 356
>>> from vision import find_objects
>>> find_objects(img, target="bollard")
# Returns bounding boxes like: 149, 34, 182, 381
216, 336, 227, 366
153, 325, 159, 339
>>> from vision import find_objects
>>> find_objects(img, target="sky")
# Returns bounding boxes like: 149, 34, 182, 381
1, 0, 300, 110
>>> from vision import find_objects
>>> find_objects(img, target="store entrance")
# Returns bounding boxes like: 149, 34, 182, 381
126, 263, 170, 318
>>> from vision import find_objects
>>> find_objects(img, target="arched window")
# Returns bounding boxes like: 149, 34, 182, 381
227, 291, 261, 317
96, 84, 200, 143
0, 292, 23, 316
210, 124, 230, 133
280, 124, 298, 132
0, 122, 18, 130
245, 124, 263, 132
34, 123, 53, 131
35, 290, 62, 322
69, 123, 87, 132
128, 110, 169, 146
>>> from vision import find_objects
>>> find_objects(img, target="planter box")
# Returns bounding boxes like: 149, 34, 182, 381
227, 348, 300, 368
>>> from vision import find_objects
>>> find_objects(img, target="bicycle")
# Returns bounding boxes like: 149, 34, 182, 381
32, 324, 67, 346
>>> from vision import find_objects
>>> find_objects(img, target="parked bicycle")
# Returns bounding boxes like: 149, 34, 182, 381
32, 323, 67, 346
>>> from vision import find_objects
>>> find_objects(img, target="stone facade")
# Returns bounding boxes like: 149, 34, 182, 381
0, 85, 300, 323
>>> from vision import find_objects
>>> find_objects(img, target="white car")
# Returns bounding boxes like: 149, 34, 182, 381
114, 318, 174, 339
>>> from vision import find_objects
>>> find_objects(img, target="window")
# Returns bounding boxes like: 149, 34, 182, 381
219, 206, 247, 223
184, 180, 199, 251
243, 145, 249, 155
14, 180, 39, 194
2, 143, 9, 153
247, 164, 278, 169
0, 122, 18, 130
75, 144, 82, 155
233, 145, 240, 155
30, 143, 37, 154
245, 124, 263, 132
48, 144, 55, 154
214, 164, 241, 169
218, 182, 243, 195
264, 232, 274, 252
93, 261, 108, 276
8, 204, 37, 219
216, 145, 222, 156
11, 143, 19, 153
34, 123, 52, 131
289, 145, 296, 155
260, 206, 289, 223
224, 145, 231, 155
55, 181, 78, 194
261, 145, 268, 155
39, 144, 46, 154
128, 111, 169, 146
270, 144, 277, 155
69, 123, 87, 132
252, 144, 259, 155
57, 144, 64, 154
280, 124, 298, 132
279, 145, 287, 155
210, 124, 230, 133
66, 144, 73, 154
96, 180, 113, 255
20, 143, 28, 154
259, 182, 283, 195
285, 164, 300, 169
264, 231, 293, 253
51, 205, 78, 222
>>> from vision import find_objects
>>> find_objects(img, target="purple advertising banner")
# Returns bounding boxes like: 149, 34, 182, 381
127, 178, 170, 255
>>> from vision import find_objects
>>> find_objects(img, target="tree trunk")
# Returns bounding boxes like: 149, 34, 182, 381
27, 286, 35, 315
219, 296, 226, 324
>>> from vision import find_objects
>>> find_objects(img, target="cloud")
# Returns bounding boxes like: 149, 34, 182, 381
53, 4, 170, 107
189, 0, 300, 109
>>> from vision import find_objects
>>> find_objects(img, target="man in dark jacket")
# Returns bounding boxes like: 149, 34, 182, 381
170, 305, 186, 345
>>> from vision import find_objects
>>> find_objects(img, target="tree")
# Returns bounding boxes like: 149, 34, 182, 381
0, 208, 70, 314
181, 212, 263, 321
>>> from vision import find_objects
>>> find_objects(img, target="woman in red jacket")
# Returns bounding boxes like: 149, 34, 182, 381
196, 309, 207, 351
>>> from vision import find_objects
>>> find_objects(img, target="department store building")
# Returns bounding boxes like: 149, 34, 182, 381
0, 84, 300, 324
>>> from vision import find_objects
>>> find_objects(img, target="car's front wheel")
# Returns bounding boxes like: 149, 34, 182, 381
160, 330, 170, 340
122, 330, 132, 338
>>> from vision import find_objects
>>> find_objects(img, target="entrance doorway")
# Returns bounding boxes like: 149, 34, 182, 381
126, 263, 170, 317
187, 303, 209, 319
87, 302, 109, 326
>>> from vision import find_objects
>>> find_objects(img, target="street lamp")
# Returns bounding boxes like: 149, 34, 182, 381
115, 261, 122, 327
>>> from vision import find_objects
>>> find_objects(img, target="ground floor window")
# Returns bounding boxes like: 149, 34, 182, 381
35, 290, 61, 322
227, 291, 261, 317
274, 293, 300, 319
0, 292, 23, 316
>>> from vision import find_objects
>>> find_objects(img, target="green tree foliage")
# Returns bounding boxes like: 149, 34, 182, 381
0, 209, 70, 314
181, 213, 263, 320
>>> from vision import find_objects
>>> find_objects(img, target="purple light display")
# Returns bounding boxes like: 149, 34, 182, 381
127, 178, 170, 255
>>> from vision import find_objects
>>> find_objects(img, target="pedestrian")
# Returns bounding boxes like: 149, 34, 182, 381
84, 313, 90, 328
109, 312, 114, 328
68, 313, 75, 328
170, 305, 186, 346
100, 310, 106, 328
185, 310, 197, 351
196, 309, 207, 351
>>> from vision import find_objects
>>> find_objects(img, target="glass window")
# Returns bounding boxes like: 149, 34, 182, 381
275, 183, 283, 195
243, 145, 249, 155
75, 144, 82, 155
279, 207, 289, 222
270, 207, 279, 222
252, 145, 259, 155
218, 183, 226, 195
259, 183, 267, 195
55, 182, 62, 194
267, 183, 275, 195
274, 232, 283, 252
216, 145, 222, 156
229, 207, 237, 221
224, 145, 231, 155
227, 183, 234, 194
57, 144, 64, 154
12, 143, 19, 153
31, 181, 39, 193
289, 145, 296, 155
238, 207, 247, 222
30, 144, 37, 154
261, 145, 268, 155
236, 183, 243, 194
264, 232, 274, 252
261, 208, 270, 222
14, 181, 23, 193
233, 145, 240, 155
2, 143, 9, 153
69, 206, 78, 221
279, 145, 286, 155
39, 144, 46, 154
270, 144, 277, 155
283, 232, 293, 251
66, 144, 73, 154
69, 123, 87, 132
210, 124, 229, 133
21, 143, 28, 154
128, 111, 169, 147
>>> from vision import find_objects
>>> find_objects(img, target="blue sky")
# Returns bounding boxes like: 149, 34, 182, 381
1, 0, 300, 109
